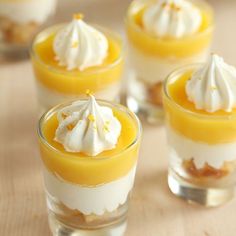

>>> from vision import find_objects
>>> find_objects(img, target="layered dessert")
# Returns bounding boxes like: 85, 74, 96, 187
38, 95, 141, 233
163, 54, 236, 205
0, 0, 56, 50
126, 0, 214, 122
31, 14, 124, 112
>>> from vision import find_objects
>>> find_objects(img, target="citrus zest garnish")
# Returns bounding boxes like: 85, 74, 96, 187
73, 13, 84, 20
170, 2, 176, 9
211, 86, 217, 91
103, 121, 110, 132
62, 113, 67, 119
86, 89, 93, 96
88, 114, 96, 122
175, 6, 181, 11
104, 124, 110, 132
161, 2, 168, 8
67, 124, 74, 130
72, 41, 79, 48
169, 2, 181, 11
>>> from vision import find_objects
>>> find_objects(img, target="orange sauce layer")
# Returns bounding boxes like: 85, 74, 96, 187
39, 107, 140, 186
126, 0, 214, 57
164, 71, 236, 144
32, 32, 123, 94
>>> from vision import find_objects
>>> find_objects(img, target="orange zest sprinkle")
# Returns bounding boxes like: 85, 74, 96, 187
72, 41, 79, 48
161, 2, 168, 8
62, 113, 67, 119
86, 89, 93, 96
168, 2, 181, 11
88, 114, 96, 122
104, 124, 110, 132
67, 124, 74, 130
73, 13, 84, 20
175, 6, 181, 11
210, 86, 217, 91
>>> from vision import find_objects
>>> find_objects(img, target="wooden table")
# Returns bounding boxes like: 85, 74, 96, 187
1, 0, 236, 235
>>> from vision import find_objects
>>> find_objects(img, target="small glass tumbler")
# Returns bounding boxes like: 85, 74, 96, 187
38, 99, 141, 235
163, 64, 236, 207
0, 0, 57, 59
30, 24, 124, 114
125, 0, 214, 123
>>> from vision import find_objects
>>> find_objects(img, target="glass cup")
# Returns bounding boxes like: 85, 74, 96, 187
30, 24, 124, 115
125, 0, 214, 123
38, 99, 141, 235
163, 64, 236, 207
0, 0, 57, 59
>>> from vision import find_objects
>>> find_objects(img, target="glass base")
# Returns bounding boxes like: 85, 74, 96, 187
48, 212, 127, 236
168, 169, 234, 207
126, 95, 164, 124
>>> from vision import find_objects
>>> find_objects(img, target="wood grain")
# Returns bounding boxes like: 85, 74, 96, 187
1, 0, 236, 235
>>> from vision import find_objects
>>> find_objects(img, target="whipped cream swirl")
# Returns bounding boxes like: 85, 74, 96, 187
53, 14, 108, 71
186, 54, 236, 113
54, 95, 121, 156
142, 0, 202, 38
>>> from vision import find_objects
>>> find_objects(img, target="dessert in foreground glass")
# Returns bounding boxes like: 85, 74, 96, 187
38, 95, 141, 235
0, 0, 57, 58
163, 54, 236, 206
125, 0, 214, 123
31, 14, 124, 113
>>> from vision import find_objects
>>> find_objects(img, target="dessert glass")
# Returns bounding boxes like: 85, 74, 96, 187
38, 99, 141, 235
163, 64, 236, 206
31, 24, 124, 114
125, 0, 214, 123
0, 0, 57, 59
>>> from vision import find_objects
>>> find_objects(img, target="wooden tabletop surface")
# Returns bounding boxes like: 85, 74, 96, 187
1, 0, 236, 235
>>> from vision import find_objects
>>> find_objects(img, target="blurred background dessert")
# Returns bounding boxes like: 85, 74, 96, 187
30, 14, 124, 113
0, 0, 57, 58
125, 0, 214, 123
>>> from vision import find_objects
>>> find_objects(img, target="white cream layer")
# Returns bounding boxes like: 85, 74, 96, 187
0, 0, 56, 24
167, 126, 236, 169
44, 165, 136, 215
128, 44, 209, 84
36, 80, 121, 111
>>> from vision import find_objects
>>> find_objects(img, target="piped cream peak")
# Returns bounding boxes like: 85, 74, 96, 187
142, 0, 202, 38
54, 95, 121, 156
186, 54, 236, 113
53, 14, 108, 71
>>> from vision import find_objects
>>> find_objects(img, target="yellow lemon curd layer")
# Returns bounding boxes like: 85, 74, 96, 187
163, 70, 236, 144
39, 107, 140, 186
126, 0, 214, 58
31, 27, 123, 94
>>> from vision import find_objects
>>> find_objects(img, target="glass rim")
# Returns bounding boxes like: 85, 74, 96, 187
163, 63, 236, 120
30, 23, 124, 76
38, 99, 142, 161
125, 0, 215, 41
